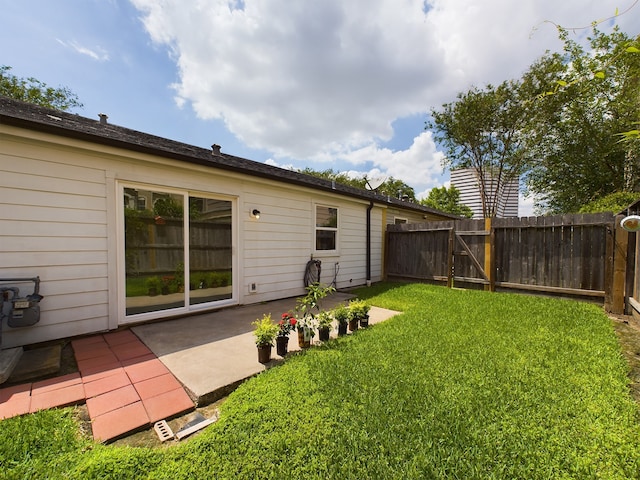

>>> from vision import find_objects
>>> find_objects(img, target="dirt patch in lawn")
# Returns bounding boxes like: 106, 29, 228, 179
112, 399, 226, 448
609, 313, 640, 404
74, 397, 227, 448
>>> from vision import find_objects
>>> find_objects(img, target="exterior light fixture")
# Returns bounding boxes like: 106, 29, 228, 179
621, 215, 640, 232
251, 209, 261, 219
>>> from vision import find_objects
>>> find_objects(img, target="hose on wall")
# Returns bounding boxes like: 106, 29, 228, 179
303, 259, 321, 287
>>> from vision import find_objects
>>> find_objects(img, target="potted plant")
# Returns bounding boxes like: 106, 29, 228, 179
161, 275, 174, 295
349, 299, 371, 328
145, 276, 161, 296
358, 301, 371, 328
317, 310, 333, 341
333, 304, 349, 336
252, 314, 279, 364
295, 282, 335, 348
347, 302, 359, 331
296, 315, 315, 349
276, 312, 297, 356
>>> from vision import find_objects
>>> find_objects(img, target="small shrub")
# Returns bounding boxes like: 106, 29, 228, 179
348, 299, 370, 320
252, 314, 279, 346
332, 304, 349, 325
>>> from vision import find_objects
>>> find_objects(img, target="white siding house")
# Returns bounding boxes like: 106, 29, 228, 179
0, 97, 454, 348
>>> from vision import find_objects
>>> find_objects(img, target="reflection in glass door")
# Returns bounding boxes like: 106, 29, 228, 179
124, 188, 186, 315
189, 197, 232, 306
123, 187, 233, 317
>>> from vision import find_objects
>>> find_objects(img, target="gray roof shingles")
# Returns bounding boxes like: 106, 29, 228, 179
0, 96, 456, 218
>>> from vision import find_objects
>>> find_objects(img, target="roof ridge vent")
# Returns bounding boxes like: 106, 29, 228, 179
98, 113, 108, 125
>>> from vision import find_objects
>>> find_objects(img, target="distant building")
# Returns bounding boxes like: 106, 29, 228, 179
450, 168, 519, 219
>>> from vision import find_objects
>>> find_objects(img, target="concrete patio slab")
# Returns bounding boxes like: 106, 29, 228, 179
0, 291, 401, 443
133, 293, 401, 405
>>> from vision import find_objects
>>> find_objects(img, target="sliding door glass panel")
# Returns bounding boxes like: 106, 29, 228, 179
189, 197, 232, 306
124, 188, 185, 315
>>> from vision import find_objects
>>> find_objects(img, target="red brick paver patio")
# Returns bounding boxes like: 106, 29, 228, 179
0, 330, 194, 442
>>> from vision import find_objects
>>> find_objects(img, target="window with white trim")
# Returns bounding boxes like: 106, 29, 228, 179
315, 204, 338, 251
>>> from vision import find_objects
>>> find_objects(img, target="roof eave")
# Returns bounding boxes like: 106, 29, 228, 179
0, 98, 457, 219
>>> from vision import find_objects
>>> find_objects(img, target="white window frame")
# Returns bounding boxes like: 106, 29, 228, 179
314, 203, 339, 254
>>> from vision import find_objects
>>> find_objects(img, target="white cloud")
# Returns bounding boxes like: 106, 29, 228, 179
423, 0, 624, 90
129, 0, 640, 198
417, 180, 451, 202
339, 130, 445, 187
519, 193, 536, 217
56, 39, 110, 61
267, 130, 445, 195
131, 0, 443, 159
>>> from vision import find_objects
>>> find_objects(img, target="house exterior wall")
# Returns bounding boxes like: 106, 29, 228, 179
385, 206, 441, 225
1, 132, 111, 347
0, 124, 384, 347
241, 183, 379, 300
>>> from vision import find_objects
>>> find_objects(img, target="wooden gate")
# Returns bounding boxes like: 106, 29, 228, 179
384, 218, 490, 289
385, 213, 625, 311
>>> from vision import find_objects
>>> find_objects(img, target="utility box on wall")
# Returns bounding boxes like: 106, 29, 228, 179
0, 277, 44, 347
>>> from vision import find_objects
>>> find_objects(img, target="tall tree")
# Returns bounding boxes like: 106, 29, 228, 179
0, 65, 83, 111
381, 177, 417, 202
420, 185, 473, 218
520, 27, 640, 213
427, 80, 527, 218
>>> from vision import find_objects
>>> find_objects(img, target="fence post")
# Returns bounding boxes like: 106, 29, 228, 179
484, 217, 494, 291
606, 214, 627, 314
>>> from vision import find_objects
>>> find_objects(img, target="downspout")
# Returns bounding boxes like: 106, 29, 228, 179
366, 201, 373, 287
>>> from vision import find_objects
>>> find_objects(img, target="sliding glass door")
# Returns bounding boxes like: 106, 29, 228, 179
188, 196, 232, 306
123, 186, 233, 318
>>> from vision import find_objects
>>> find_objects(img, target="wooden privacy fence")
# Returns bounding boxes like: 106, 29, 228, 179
385, 213, 627, 313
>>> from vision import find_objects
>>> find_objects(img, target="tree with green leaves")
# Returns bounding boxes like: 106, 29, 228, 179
0, 65, 83, 111
578, 191, 638, 214
297, 167, 417, 202
520, 27, 640, 214
379, 177, 416, 202
427, 80, 527, 218
420, 185, 473, 218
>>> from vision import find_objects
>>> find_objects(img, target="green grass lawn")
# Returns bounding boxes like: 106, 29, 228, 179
2, 283, 640, 479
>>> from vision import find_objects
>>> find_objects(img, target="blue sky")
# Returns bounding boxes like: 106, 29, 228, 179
2, 0, 639, 216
